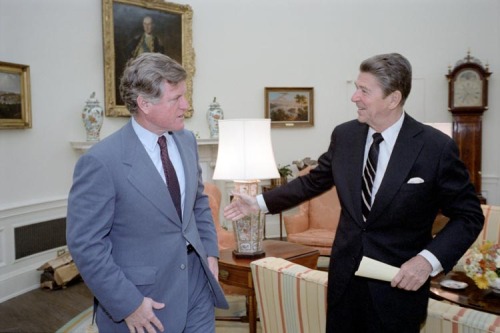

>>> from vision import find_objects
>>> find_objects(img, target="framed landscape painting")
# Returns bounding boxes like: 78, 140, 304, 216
102, 0, 195, 117
0, 61, 31, 129
265, 87, 314, 128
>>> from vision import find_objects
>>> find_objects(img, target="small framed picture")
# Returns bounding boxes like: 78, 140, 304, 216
265, 87, 314, 128
0, 61, 31, 129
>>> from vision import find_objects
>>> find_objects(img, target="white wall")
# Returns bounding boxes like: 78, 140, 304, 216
0, 0, 499, 301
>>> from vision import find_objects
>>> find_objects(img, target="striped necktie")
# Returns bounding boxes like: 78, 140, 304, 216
361, 133, 384, 222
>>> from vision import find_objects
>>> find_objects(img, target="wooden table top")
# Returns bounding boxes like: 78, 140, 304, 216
218, 240, 320, 269
430, 271, 500, 315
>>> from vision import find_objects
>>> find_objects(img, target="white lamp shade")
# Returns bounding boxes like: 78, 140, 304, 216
213, 119, 280, 181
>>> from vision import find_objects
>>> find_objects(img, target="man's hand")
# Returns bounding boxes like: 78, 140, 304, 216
125, 297, 165, 333
208, 256, 219, 281
223, 192, 260, 221
391, 255, 432, 291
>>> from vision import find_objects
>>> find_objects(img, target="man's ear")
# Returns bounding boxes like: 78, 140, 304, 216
137, 95, 150, 113
389, 90, 402, 109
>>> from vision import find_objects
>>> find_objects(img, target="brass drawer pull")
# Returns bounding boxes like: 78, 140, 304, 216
219, 269, 229, 279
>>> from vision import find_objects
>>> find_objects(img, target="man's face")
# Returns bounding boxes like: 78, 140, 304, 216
351, 72, 394, 128
143, 17, 153, 34
142, 81, 189, 133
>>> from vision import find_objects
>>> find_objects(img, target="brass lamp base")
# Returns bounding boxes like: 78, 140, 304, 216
232, 250, 266, 259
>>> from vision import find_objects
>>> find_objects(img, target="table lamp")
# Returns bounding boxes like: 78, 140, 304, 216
213, 119, 280, 258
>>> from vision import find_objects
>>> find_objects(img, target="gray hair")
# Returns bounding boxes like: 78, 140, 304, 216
359, 53, 412, 106
119, 53, 187, 115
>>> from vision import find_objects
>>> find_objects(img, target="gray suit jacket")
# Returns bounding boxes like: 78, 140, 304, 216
67, 121, 228, 332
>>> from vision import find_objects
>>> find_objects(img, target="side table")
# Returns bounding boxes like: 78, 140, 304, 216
218, 240, 320, 333
430, 271, 500, 315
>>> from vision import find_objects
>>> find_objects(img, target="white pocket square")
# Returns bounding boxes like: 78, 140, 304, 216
407, 177, 424, 184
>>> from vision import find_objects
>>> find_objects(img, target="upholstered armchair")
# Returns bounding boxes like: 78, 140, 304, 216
251, 257, 328, 333
251, 257, 500, 333
283, 166, 341, 256
203, 182, 246, 300
204, 182, 235, 250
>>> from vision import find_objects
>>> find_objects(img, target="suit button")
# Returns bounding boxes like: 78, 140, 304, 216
180, 264, 186, 270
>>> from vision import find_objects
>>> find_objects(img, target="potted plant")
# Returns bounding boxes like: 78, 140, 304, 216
271, 164, 293, 187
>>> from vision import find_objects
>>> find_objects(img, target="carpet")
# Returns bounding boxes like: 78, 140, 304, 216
56, 295, 260, 333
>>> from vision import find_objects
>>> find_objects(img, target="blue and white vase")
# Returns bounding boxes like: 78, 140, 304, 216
207, 97, 224, 138
82, 92, 104, 142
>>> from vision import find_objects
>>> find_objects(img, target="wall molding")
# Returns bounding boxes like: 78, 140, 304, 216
0, 198, 68, 302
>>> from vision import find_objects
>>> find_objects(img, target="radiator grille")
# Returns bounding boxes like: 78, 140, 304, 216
14, 218, 66, 259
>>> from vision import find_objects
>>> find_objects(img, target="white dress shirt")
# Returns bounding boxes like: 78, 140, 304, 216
131, 117, 186, 218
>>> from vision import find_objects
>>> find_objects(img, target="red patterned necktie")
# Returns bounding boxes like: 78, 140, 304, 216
158, 136, 182, 220
361, 133, 384, 222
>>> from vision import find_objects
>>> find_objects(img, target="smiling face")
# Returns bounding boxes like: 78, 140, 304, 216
136, 80, 189, 134
351, 72, 402, 132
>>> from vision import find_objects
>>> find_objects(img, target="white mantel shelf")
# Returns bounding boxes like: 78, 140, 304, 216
196, 138, 218, 145
70, 138, 218, 154
70, 141, 94, 153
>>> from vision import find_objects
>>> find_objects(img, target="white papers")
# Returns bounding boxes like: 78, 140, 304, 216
354, 256, 399, 282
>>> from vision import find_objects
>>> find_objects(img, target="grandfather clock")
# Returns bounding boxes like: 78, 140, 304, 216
446, 51, 491, 203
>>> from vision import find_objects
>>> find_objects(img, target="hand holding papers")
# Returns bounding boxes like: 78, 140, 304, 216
355, 256, 400, 282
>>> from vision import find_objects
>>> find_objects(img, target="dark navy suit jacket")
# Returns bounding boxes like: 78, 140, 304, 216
264, 114, 484, 331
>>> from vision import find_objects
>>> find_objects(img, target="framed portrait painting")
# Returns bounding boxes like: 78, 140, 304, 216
102, 0, 195, 117
265, 87, 314, 128
0, 61, 31, 129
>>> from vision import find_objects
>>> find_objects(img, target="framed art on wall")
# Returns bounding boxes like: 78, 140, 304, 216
265, 87, 314, 128
0, 61, 31, 129
102, 0, 195, 117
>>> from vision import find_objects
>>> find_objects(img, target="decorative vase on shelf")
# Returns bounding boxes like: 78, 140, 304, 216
82, 92, 104, 142
206, 97, 224, 138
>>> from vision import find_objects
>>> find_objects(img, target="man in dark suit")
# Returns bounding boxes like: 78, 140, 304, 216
67, 53, 228, 333
224, 53, 484, 333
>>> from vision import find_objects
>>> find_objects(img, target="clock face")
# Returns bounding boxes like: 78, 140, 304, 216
453, 69, 483, 107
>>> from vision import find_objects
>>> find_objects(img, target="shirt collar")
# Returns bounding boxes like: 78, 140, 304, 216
131, 117, 170, 153
367, 111, 405, 148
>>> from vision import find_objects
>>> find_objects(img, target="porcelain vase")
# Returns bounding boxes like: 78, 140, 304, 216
82, 92, 104, 142
206, 97, 224, 138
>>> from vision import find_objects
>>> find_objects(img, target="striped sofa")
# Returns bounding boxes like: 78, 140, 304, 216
250, 206, 500, 333
250, 257, 327, 333
251, 257, 500, 332
422, 298, 500, 333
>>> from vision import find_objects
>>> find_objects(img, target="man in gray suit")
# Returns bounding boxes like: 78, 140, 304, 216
224, 53, 483, 332
67, 53, 228, 333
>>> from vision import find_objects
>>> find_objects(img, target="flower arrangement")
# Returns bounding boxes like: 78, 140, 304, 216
463, 241, 500, 290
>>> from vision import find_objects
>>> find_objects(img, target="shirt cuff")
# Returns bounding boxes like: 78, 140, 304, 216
256, 194, 269, 213
419, 249, 443, 277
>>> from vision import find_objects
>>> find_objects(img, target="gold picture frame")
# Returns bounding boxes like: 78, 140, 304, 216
265, 87, 314, 128
0, 61, 31, 129
102, 0, 195, 117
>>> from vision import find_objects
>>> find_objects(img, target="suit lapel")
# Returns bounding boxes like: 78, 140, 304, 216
121, 122, 182, 226
342, 124, 370, 225
171, 131, 197, 229
369, 115, 424, 223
